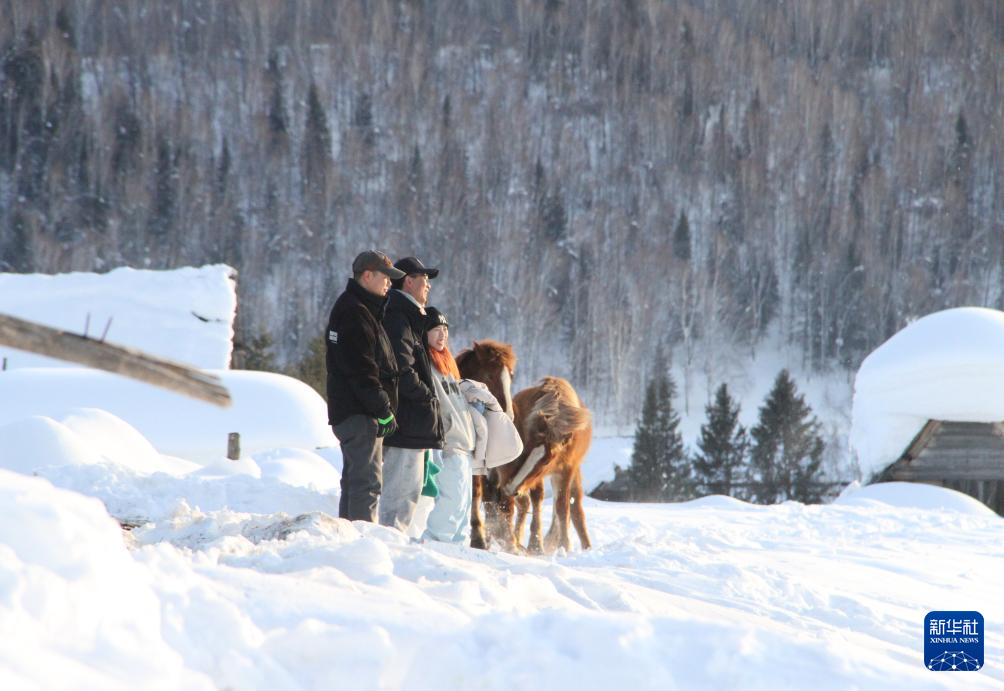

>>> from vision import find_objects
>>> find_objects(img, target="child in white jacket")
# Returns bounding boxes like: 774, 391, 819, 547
422, 307, 477, 543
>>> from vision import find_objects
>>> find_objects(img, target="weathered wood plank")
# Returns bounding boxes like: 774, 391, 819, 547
901, 450, 1004, 467
0, 313, 231, 407
887, 465, 1004, 481
901, 420, 942, 461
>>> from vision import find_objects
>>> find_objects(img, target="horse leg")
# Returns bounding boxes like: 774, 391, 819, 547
569, 467, 591, 550
470, 475, 487, 550
495, 493, 523, 553
480, 473, 518, 552
482, 476, 502, 547
526, 480, 545, 554
544, 470, 573, 553
514, 493, 530, 547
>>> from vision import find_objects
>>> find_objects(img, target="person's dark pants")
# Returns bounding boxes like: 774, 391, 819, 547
333, 415, 383, 522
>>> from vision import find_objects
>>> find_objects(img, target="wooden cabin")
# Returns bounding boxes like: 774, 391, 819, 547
589, 465, 634, 502
877, 420, 1004, 514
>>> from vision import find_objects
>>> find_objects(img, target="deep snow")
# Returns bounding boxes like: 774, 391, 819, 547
2, 456, 1001, 690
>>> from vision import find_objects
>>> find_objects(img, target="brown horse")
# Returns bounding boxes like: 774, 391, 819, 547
455, 340, 517, 550
502, 377, 592, 553
457, 341, 592, 553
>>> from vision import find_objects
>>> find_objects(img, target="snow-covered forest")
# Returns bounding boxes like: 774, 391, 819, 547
2, 0, 1003, 426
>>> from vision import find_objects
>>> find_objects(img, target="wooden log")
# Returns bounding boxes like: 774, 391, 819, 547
0, 313, 231, 407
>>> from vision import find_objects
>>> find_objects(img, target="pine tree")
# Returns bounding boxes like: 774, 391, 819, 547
147, 133, 177, 240
749, 370, 825, 504
673, 211, 691, 262
693, 383, 750, 498
628, 353, 688, 501
233, 330, 277, 372
287, 334, 327, 400
629, 380, 664, 501
302, 82, 332, 194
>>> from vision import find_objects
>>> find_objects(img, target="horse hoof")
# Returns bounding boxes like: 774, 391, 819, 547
470, 533, 487, 550
497, 540, 525, 555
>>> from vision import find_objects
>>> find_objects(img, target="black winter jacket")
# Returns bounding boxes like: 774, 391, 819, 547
325, 278, 399, 426
382, 290, 445, 449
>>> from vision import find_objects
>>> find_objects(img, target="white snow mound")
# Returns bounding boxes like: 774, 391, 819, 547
0, 469, 212, 689
0, 369, 334, 464
0, 415, 103, 473
834, 481, 996, 516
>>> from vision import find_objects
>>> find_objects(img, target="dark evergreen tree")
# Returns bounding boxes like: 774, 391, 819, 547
541, 184, 568, 242
287, 334, 326, 400
673, 211, 691, 262
147, 134, 177, 240
693, 383, 750, 498
629, 378, 665, 500
353, 90, 375, 148
215, 137, 231, 199
750, 370, 825, 504
265, 52, 289, 156
302, 82, 332, 194
232, 330, 277, 372
628, 352, 689, 501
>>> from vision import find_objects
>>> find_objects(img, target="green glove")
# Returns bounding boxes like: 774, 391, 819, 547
376, 413, 397, 438
421, 449, 442, 498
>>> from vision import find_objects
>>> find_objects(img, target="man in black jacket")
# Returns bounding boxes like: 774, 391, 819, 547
326, 251, 405, 522
379, 255, 446, 532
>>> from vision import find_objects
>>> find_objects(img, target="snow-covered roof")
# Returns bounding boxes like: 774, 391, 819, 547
0, 265, 237, 369
850, 307, 1004, 479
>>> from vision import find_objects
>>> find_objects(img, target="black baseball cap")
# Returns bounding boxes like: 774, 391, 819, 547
353, 250, 406, 279
394, 256, 440, 279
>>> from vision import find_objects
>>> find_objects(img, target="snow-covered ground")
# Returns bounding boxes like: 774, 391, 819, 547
3, 448, 1001, 690
3, 268, 1002, 688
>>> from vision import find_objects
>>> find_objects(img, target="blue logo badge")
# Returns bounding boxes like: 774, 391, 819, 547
925, 611, 983, 671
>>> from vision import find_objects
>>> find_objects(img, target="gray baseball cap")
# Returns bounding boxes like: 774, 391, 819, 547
352, 250, 406, 279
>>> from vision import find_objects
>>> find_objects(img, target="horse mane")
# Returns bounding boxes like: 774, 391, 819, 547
527, 376, 591, 443
456, 339, 516, 373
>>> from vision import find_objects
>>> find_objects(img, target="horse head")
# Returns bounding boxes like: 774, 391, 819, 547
456, 339, 517, 419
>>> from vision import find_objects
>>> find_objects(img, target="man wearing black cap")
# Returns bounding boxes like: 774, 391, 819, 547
326, 250, 406, 522
379, 256, 446, 532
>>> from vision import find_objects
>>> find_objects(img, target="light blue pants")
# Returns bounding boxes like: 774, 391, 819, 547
423, 449, 472, 544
